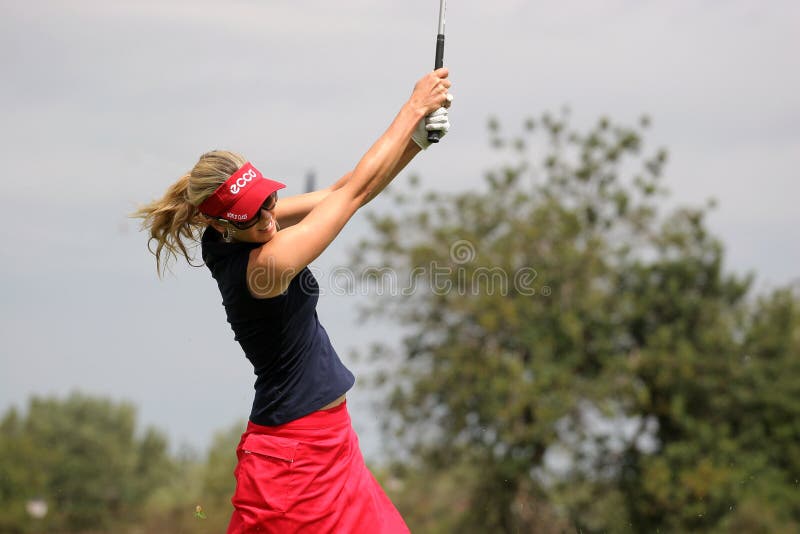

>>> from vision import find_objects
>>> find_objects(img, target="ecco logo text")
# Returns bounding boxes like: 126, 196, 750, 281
230, 168, 258, 194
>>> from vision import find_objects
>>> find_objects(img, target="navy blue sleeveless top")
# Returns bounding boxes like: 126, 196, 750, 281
201, 226, 355, 426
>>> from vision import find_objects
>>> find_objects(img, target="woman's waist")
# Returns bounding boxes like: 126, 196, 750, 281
319, 393, 346, 411
247, 396, 350, 436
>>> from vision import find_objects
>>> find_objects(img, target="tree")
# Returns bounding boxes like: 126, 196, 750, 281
141, 420, 242, 534
352, 110, 800, 532
197, 420, 243, 531
0, 393, 172, 533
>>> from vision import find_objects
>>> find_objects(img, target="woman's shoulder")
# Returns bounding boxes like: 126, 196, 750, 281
202, 227, 258, 265
245, 253, 310, 301
201, 228, 261, 294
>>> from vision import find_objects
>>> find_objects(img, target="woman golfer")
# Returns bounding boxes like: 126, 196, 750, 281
135, 68, 452, 532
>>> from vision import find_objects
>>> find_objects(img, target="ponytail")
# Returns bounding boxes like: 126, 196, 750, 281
133, 150, 248, 276
132, 173, 205, 276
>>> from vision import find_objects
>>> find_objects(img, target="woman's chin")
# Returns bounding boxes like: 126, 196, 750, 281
253, 220, 277, 241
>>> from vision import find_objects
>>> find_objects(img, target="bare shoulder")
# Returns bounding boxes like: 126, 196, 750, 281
247, 189, 360, 299
245, 240, 295, 299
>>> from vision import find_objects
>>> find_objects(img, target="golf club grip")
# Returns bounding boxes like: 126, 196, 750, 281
427, 33, 446, 144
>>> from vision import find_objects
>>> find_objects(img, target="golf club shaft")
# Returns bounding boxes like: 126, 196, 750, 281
427, 0, 447, 143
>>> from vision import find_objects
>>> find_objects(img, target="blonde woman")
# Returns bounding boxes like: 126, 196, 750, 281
135, 68, 453, 533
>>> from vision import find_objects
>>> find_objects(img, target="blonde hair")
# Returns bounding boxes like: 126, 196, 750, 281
132, 150, 247, 276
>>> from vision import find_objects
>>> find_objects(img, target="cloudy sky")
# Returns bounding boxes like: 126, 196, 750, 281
1, 0, 798, 461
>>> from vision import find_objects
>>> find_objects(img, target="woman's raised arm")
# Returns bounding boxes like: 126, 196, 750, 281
247, 68, 453, 298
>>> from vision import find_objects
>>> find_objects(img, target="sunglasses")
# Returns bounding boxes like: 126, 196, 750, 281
221, 192, 278, 230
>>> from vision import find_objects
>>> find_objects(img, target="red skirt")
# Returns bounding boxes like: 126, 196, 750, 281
227, 401, 410, 533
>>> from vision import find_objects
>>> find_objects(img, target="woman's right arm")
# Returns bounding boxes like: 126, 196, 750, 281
247, 68, 452, 298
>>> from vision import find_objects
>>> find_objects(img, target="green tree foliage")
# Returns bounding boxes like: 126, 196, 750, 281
201, 421, 242, 519
352, 110, 800, 532
0, 393, 244, 533
0, 392, 172, 533
142, 421, 242, 534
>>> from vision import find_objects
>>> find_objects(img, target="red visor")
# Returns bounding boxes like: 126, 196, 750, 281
198, 162, 286, 223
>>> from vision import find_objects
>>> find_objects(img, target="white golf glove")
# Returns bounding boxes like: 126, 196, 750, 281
412, 105, 451, 150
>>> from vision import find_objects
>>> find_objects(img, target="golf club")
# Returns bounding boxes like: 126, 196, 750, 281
427, 0, 447, 144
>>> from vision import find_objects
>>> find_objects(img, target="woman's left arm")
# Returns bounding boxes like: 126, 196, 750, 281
276, 140, 420, 228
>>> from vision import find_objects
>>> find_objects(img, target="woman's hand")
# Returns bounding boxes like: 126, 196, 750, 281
412, 107, 451, 150
408, 67, 452, 117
